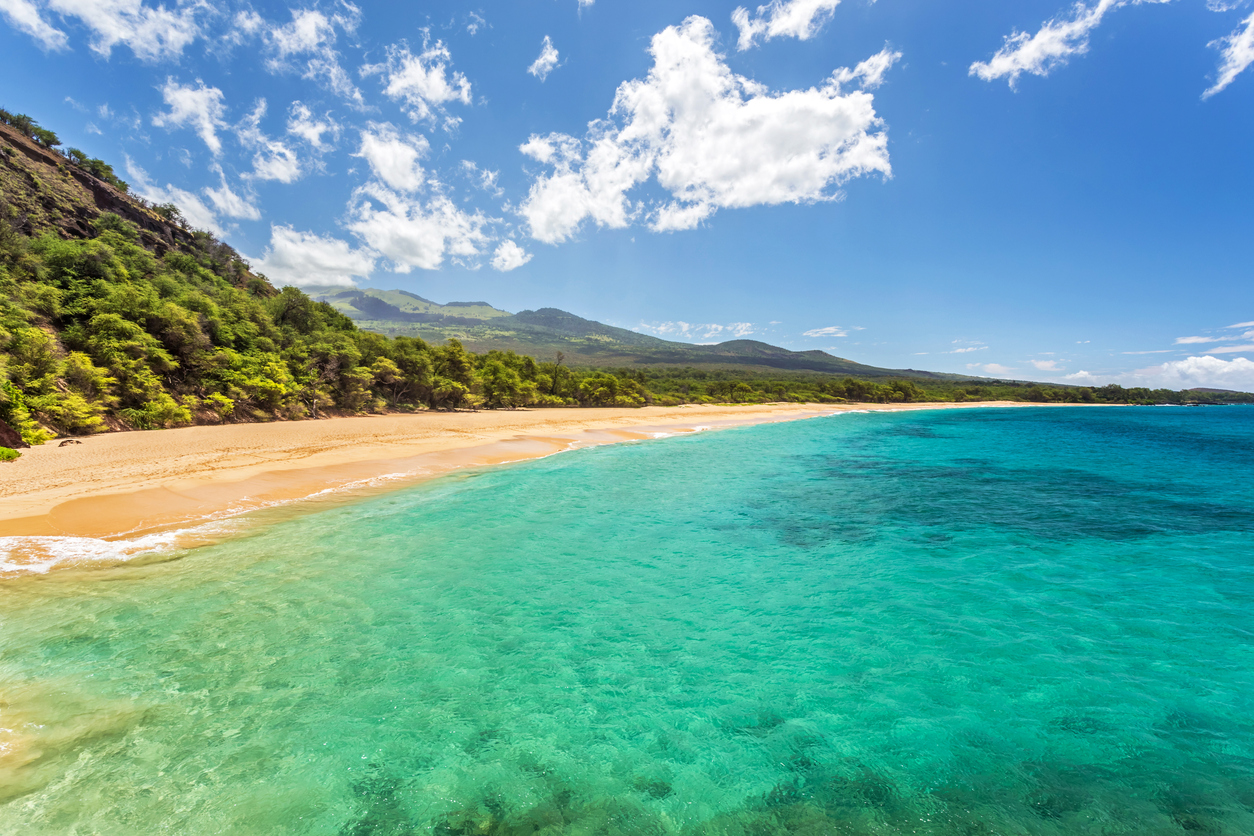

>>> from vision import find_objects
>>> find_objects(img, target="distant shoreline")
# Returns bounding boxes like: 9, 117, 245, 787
0, 401, 1066, 571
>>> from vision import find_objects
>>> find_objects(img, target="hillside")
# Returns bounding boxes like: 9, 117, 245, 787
2, 109, 1247, 455
307, 288, 961, 379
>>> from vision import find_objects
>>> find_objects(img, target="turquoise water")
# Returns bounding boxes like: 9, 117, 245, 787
2, 406, 1254, 834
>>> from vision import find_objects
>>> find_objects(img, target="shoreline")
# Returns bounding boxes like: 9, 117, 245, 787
0, 401, 1040, 573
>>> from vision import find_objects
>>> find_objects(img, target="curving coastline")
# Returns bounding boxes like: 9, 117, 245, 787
0, 401, 1038, 573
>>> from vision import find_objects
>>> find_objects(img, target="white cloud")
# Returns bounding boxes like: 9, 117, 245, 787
204, 170, 260, 221
636, 321, 755, 341
833, 47, 903, 91
967, 362, 1015, 376
266, 7, 363, 104
1175, 335, 1224, 344
949, 346, 988, 354
466, 11, 485, 35
238, 100, 302, 183
1205, 343, 1254, 354
491, 240, 533, 271
803, 326, 847, 337
528, 35, 560, 81
365, 33, 472, 126
1031, 359, 1062, 371
152, 78, 227, 155
124, 156, 222, 235
460, 160, 503, 196
354, 123, 428, 192
0, 0, 68, 50
1204, 12, 1254, 98
970, 0, 1166, 88
1137, 355, 1254, 389
1065, 355, 1254, 390
519, 17, 895, 243
346, 183, 489, 272
229, 9, 263, 42
254, 225, 374, 287
286, 101, 339, 150
1227, 320, 1254, 329
732, 0, 841, 51
43, 0, 201, 60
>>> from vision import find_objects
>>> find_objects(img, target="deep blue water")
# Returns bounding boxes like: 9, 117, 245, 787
2, 406, 1252, 834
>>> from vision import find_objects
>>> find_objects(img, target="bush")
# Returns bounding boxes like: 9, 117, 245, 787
0, 446, 18, 462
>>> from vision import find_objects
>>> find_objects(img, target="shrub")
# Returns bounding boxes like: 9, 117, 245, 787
0, 446, 18, 462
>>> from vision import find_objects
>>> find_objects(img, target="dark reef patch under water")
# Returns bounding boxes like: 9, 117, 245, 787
2, 407, 1253, 834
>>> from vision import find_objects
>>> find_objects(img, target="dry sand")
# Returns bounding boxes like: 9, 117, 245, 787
0, 402, 1026, 544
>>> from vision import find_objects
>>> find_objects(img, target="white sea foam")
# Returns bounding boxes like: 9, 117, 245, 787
0, 518, 242, 576
0, 471, 430, 577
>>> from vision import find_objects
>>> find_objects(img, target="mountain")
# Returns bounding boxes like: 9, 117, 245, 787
306, 288, 964, 380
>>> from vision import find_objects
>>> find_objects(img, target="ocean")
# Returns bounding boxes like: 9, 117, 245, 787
1, 406, 1252, 834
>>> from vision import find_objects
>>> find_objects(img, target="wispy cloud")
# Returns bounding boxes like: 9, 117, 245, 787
1205, 343, 1254, 354
732, 0, 842, 51
1204, 12, 1254, 98
802, 326, 847, 338
528, 35, 560, 81
635, 321, 755, 341
970, 0, 1166, 88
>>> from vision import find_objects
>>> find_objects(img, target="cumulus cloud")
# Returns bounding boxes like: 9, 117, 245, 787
364, 33, 472, 126
732, 0, 841, 51
0, 0, 68, 50
636, 321, 755, 341
353, 123, 428, 192
1068, 355, 1254, 390
124, 157, 222, 234
528, 35, 560, 81
970, 0, 1166, 88
803, 326, 847, 337
266, 7, 363, 104
519, 16, 895, 244
152, 78, 227, 155
286, 101, 340, 150
254, 225, 375, 287
238, 100, 302, 183
1204, 12, 1254, 98
37, 0, 201, 60
1031, 359, 1062, 371
491, 240, 533, 271
346, 184, 490, 272
204, 170, 260, 221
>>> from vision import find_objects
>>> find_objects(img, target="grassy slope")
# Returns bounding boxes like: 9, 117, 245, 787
307, 290, 969, 380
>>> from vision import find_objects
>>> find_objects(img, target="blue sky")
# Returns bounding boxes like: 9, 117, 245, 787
1, 0, 1252, 388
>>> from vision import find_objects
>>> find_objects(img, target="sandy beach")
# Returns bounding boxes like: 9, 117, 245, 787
0, 401, 1027, 549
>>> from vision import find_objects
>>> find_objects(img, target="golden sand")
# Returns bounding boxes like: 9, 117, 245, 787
0, 402, 1029, 542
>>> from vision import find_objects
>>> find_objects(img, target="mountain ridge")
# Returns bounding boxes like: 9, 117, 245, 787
306, 288, 968, 380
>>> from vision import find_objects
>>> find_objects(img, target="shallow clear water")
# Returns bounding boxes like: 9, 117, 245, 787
2, 407, 1253, 835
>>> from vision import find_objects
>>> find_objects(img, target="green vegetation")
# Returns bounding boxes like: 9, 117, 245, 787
0, 204, 656, 440
0, 109, 128, 192
0, 446, 18, 462
0, 111, 1249, 445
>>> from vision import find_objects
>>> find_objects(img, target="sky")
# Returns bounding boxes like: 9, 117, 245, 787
0, 0, 1252, 389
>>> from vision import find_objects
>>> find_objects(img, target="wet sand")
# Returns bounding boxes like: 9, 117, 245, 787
0, 402, 1029, 546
